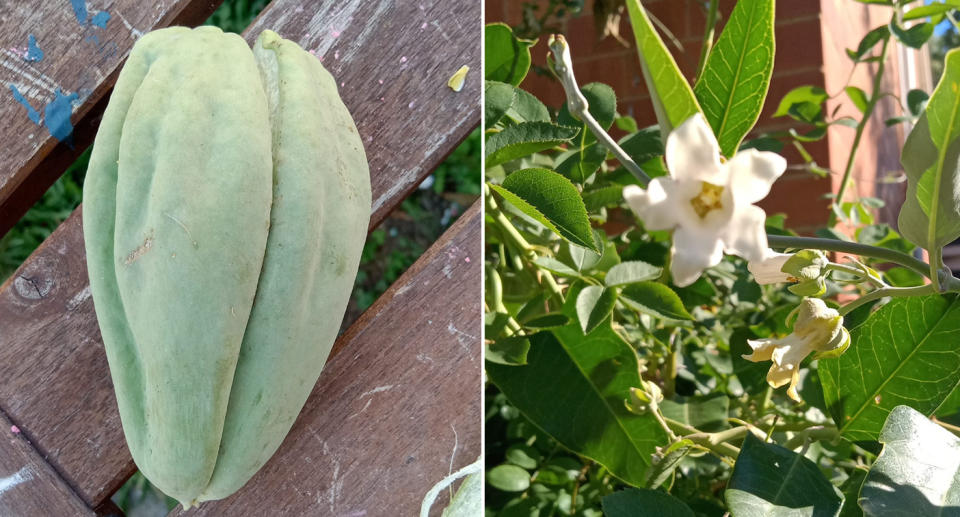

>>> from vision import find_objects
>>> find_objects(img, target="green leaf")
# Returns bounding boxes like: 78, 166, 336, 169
555, 142, 608, 183
643, 439, 695, 489
725, 433, 843, 516
774, 86, 828, 122
505, 444, 542, 469
838, 468, 868, 517
907, 88, 929, 117
506, 86, 550, 123
533, 256, 583, 278
524, 312, 571, 329
860, 405, 960, 516
693, 0, 775, 157
660, 395, 730, 432
898, 49, 960, 249
483, 81, 514, 129
484, 23, 534, 86
484, 81, 515, 129
904, 3, 955, 20
485, 325, 668, 488
619, 126, 665, 165
559, 241, 603, 272
485, 122, 580, 168
559, 82, 618, 139
486, 336, 530, 366
490, 168, 598, 251
605, 261, 663, 286
819, 294, 960, 441
625, 0, 702, 139
846, 86, 869, 114
621, 282, 693, 320
584, 185, 628, 211
487, 464, 531, 492
602, 488, 696, 517
889, 19, 934, 49
576, 285, 618, 334
847, 26, 890, 61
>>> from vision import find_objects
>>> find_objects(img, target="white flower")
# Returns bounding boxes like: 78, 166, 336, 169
623, 114, 786, 286
743, 298, 850, 402
748, 251, 794, 284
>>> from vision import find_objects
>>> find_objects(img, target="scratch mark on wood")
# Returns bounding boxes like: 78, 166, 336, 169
114, 11, 144, 39
0, 466, 34, 497
359, 385, 395, 398
66, 285, 91, 311
345, 398, 371, 420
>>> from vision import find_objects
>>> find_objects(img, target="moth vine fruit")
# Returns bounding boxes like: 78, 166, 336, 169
82, 26, 371, 507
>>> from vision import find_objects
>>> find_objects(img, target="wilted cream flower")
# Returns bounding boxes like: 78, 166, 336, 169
623, 114, 786, 286
743, 298, 850, 402
748, 251, 794, 284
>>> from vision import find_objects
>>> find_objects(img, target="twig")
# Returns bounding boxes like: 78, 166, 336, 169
548, 34, 651, 186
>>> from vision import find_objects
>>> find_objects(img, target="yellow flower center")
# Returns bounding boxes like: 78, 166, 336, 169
690, 181, 724, 218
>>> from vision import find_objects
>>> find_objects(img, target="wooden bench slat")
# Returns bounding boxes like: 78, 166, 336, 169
240, 0, 481, 226
0, 0, 223, 236
178, 202, 481, 516
0, 409, 98, 516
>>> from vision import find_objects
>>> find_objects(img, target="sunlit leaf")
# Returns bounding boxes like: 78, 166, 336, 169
625, 0, 702, 139
693, 0, 775, 157
484, 23, 534, 86
820, 294, 960, 441
860, 405, 960, 516
490, 168, 598, 251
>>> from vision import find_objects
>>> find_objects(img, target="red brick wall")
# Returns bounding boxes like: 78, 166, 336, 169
486, 0, 911, 233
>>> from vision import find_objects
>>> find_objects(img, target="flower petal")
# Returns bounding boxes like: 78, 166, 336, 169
670, 226, 723, 287
743, 338, 778, 362
665, 114, 724, 184
624, 180, 681, 231
726, 148, 786, 204
747, 252, 793, 284
722, 204, 768, 262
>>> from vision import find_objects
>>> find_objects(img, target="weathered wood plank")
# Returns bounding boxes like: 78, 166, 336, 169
240, 0, 481, 225
178, 202, 481, 516
0, 0, 223, 236
0, 409, 98, 516
0, 1, 479, 506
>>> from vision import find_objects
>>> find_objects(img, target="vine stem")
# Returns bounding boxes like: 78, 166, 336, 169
830, 35, 891, 225
695, 0, 720, 80
766, 234, 931, 277
838, 284, 935, 316
663, 417, 742, 460
548, 34, 651, 186
485, 185, 565, 302
824, 262, 886, 288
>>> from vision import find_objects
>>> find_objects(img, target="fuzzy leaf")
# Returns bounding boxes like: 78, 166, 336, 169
860, 405, 960, 516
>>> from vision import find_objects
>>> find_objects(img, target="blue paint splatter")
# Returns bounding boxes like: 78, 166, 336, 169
24, 34, 43, 62
9, 85, 41, 124
85, 34, 100, 45
91, 11, 109, 28
44, 89, 79, 143
70, 0, 87, 24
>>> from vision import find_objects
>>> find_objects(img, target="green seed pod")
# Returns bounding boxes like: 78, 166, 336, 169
82, 26, 371, 507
